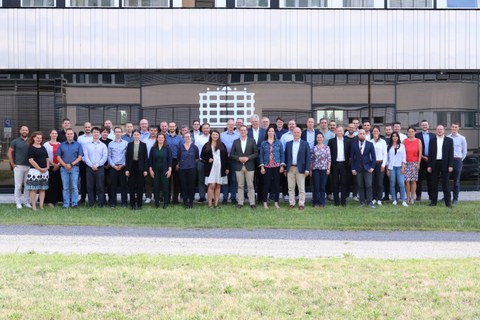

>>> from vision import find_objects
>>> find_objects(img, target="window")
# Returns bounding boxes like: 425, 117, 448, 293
446, 0, 477, 7
21, 0, 55, 6
343, 0, 373, 7
437, 112, 448, 126
463, 112, 476, 128
67, 0, 118, 6
389, 0, 433, 7
123, 0, 169, 6
236, 0, 269, 7
74, 105, 140, 126
282, 0, 327, 7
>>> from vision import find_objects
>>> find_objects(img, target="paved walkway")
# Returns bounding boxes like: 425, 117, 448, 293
1, 225, 479, 258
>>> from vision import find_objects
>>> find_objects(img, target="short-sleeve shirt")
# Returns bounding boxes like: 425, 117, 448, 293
28, 145, 48, 168
10, 137, 30, 166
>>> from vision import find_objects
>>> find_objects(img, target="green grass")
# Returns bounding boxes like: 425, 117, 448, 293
0, 201, 479, 231
0, 254, 479, 319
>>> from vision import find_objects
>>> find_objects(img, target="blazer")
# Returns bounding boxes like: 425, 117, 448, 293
125, 141, 148, 173
415, 131, 435, 157
230, 137, 259, 171
300, 129, 320, 143
328, 137, 351, 168
284, 139, 311, 173
427, 136, 454, 171
247, 127, 266, 149
201, 142, 229, 177
148, 145, 173, 177
350, 140, 376, 171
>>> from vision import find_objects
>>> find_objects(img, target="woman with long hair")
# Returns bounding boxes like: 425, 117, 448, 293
310, 132, 331, 208
177, 132, 199, 209
43, 129, 63, 207
125, 130, 148, 210
403, 126, 422, 204
201, 130, 228, 208
386, 132, 408, 207
371, 126, 387, 205
259, 126, 285, 209
26, 131, 49, 211
148, 133, 172, 208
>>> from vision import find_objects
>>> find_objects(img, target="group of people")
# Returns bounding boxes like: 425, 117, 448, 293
7, 115, 467, 211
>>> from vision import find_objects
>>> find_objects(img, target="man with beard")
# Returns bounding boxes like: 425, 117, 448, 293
8, 125, 32, 209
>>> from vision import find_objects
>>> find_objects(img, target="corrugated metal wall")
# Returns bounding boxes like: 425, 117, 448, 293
0, 9, 478, 70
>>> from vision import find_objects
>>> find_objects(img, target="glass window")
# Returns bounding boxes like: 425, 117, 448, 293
451, 111, 461, 125
68, 0, 117, 6
343, 0, 373, 7
283, 0, 327, 7
447, 0, 477, 7
462, 112, 475, 128
389, 0, 433, 7
437, 111, 448, 126
123, 0, 169, 6
236, 0, 269, 7
21, 0, 55, 6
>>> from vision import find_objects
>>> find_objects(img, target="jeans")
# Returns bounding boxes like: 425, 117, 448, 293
221, 159, 237, 201
60, 166, 80, 207
312, 169, 327, 206
262, 166, 281, 202
389, 166, 406, 201
452, 159, 463, 201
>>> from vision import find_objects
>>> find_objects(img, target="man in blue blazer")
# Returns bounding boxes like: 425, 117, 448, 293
247, 114, 266, 203
284, 127, 311, 210
351, 129, 376, 208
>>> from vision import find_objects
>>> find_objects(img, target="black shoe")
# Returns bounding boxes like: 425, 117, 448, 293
172, 200, 179, 205
163, 203, 168, 209
110, 205, 115, 209
198, 198, 206, 203
155, 202, 160, 208
130, 206, 136, 210
428, 203, 436, 207
78, 198, 85, 204
222, 199, 228, 204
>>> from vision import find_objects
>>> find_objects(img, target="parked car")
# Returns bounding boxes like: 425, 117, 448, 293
461, 156, 479, 180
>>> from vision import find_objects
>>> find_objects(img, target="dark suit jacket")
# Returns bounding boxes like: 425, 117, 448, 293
247, 127, 266, 149
125, 141, 148, 173
351, 140, 376, 171
284, 139, 311, 173
415, 131, 435, 157
230, 138, 259, 171
328, 137, 351, 168
201, 142, 229, 177
428, 136, 454, 171
301, 129, 320, 144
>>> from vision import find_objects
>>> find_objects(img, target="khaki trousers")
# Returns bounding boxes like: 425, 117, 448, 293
14, 165, 30, 205
236, 166, 255, 206
287, 166, 306, 206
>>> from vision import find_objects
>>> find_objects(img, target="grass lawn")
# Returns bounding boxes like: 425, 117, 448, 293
0, 254, 479, 319
0, 201, 479, 231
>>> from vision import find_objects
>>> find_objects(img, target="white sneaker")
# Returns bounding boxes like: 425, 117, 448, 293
402, 201, 409, 207
353, 196, 359, 202
372, 200, 377, 205
377, 200, 382, 206
16, 203, 22, 209
283, 195, 289, 202
23, 203, 32, 208
392, 201, 397, 206
145, 198, 152, 204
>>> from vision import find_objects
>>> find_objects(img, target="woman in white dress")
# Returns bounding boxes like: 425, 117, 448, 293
201, 130, 229, 208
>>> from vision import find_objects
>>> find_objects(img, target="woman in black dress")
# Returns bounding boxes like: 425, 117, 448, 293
26, 131, 50, 211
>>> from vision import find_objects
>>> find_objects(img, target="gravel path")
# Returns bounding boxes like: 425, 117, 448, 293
1, 225, 480, 258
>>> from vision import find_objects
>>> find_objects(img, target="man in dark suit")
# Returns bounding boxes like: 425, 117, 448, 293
247, 114, 266, 204
415, 120, 436, 201
231, 125, 259, 209
427, 125, 454, 208
328, 126, 351, 206
284, 127, 311, 210
351, 129, 376, 208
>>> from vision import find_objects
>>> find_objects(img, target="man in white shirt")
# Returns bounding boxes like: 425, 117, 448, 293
104, 120, 115, 140
415, 120, 435, 201
448, 122, 467, 205
77, 122, 93, 204
393, 121, 407, 142
280, 120, 296, 201
141, 125, 158, 204
362, 119, 372, 141
195, 123, 211, 202
328, 127, 351, 206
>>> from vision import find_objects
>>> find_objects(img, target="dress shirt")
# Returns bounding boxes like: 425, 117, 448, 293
399, 132, 407, 142
240, 138, 247, 154
166, 133, 184, 159
323, 130, 336, 143
142, 136, 156, 156
365, 132, 372, 141
108, 139, 128, 167
107, 130, 115, 141
359, 140, 365, 155
291, 140, 301, 165
220, 130, 240, 154
336, 137, 345, 162
121, 133, 134, 143
372, 138, 387, 167
436, 136, 444, 160
139, 130, 150, 141
305, 129, 316, 149
345, 130, 359, 137
251, 128, 260, 144
422, 131, 431, 155
83, 140, 108, 168
195, 134, 210, 158
280, 131, 294, 149
387, 144, 406, 168
77, 134, 93, 147
57, 140, 83, 165
447, 133, 467, 160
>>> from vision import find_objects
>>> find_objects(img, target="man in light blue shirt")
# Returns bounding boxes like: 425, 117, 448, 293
280, 120, 296, 149
139, 119, 150, 141
448, 122, 468, 205
83, 127, 108, 207
167, 122, 184, 204
220, 119, 241, 203
108, 127, 128, 208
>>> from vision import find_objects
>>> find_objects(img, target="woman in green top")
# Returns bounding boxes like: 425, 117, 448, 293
148, 133, 172, 208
